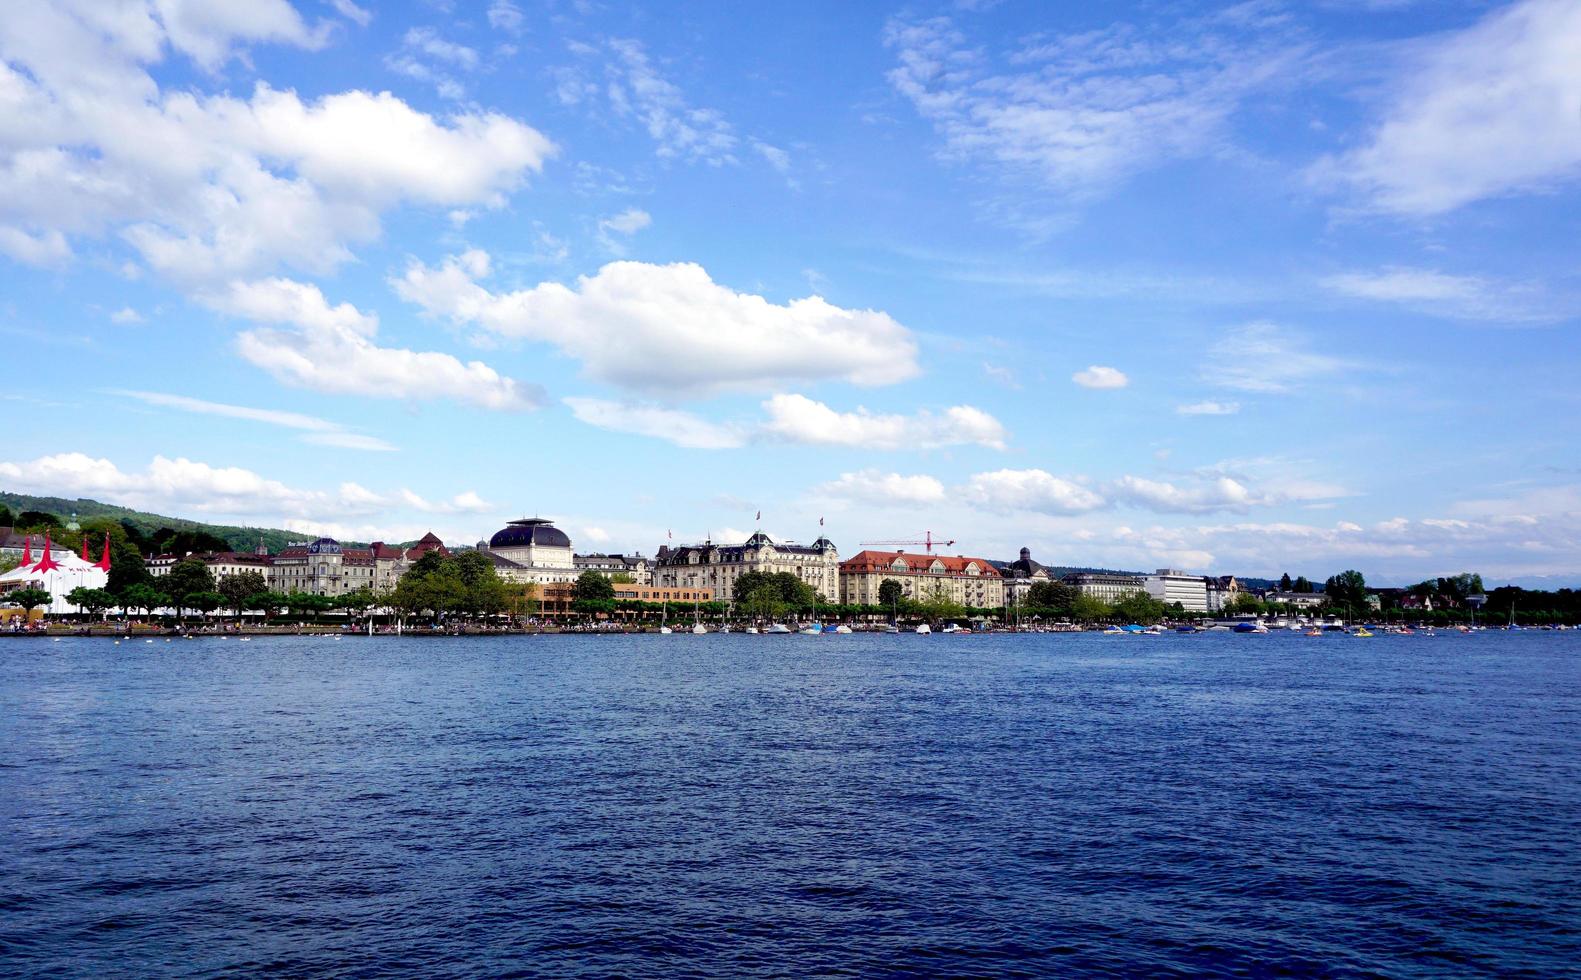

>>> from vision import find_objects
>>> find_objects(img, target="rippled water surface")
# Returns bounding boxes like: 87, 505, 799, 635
2, 632, 1579, 977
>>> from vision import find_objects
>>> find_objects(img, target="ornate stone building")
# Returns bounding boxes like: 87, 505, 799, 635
574, 552, 653, 585
654, 532, 839, 601
273, 538, 379, 597
998, 547, 1053, 607
840, 550, 1006, 609
479, 518, 581, 588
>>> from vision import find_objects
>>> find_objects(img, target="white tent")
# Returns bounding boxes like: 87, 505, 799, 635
0, 548, 109, 615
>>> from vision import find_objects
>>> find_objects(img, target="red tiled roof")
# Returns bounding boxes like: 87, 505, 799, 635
840, 550, 1004, 576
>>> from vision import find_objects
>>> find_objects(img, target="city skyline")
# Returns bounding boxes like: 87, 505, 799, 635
2, 1, 1578, 587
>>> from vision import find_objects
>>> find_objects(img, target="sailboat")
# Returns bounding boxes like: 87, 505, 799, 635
691, 594, 707, 633
658, 598, 673, 634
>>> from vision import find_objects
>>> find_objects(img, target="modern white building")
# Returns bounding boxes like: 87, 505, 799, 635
1142, 569, 1210, 612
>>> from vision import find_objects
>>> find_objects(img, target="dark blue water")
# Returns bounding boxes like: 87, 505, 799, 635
2, 632, 1578, 977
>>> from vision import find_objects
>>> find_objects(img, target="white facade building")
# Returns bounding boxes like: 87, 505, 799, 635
655, 532, 839, 601
1066, 572, 1147, 604
1143, 569, 1210, 612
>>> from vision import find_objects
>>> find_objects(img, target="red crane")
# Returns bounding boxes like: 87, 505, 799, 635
859, 531, 956, 554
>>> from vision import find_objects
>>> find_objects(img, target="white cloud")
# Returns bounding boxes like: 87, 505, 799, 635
0, 450, 502, 535
0, 7, 554, 283
596, 207, 651, 253
209, 277, 542, 411
1312, 0, 1581, 215
110, 388, 396, 452
1109, 474, 1258, 514
330, 1, 372, 28
393, 254, 920, 397
761, 393, 1007, 450
1072, 365, 1128, 389
814, 470, 947, 506
563, 397, 747, 450
1176, 399, 1239, 415
110, 306, 145, 325
964, 468, 1106, 514
1207, 322, 1348, 393
487, 1, 524, 34
562, 393, 1005, 452
883, 12, 1292, 209
1320, 267, 1563, 324
386, 27, 479, 99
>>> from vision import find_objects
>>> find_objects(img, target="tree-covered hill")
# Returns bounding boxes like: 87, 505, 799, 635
0, 492, 357, 554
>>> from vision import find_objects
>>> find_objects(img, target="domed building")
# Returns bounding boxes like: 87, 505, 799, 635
479, 518, 580, 588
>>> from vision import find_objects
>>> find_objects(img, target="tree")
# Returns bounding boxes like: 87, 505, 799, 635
121, 583, 168, 618
15, 510, 62, 530
107, 540, 155, 599
9, 587, 53, 615
1026, 580, 1076, 615
1115, 591, 1167, 625
877, 578, 904, 611
219, 571, 267, 617
1279, 572, 1293, 591
741, 583, 787, 622
574, 569, 615, 603
185, 591, 224, 617
915, 583, 965, 624
66, 586, 115, 618
247, 591, 285, 619
1293, 576, 1312, 594
1071, 593, 1111, 624
1324, 570, 1368, 614
164, 559, 215, 606
0, 504, 11, 525
733, 571, 816, 610
610, 572, 635, 584
339, 588, 376, 618
1230, 592, 1264, 616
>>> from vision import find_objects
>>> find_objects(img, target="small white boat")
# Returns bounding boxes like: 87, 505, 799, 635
884, 625, 900, 634
799, 625, 822, 635
766, 623, 792, 634
915, 623, 932, 635
834, 624, 853, 634
745, 626, 760, 634
658, 626, 673, 634
692, 623, 707, 634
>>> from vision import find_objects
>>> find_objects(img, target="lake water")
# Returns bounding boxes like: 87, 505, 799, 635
2, 631, 1578, 976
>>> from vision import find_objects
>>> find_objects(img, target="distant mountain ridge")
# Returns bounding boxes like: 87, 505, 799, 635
0, 492, 366, 554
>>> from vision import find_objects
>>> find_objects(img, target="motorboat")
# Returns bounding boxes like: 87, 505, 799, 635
884, 625, 900, 634
1102, 626, 1125, 635
915, 623, 932, 634
766, 623, 791, 634
658, 626, 674, 634
1233, 622, 1269, 633
799, 625, 822, 635
834, 624, 853, 634
1354, 627, 1374, 637
746, 626, 760, 634
692, 623, 707, 634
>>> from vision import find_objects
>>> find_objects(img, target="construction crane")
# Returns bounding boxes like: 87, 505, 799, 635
859, 530, 956, 554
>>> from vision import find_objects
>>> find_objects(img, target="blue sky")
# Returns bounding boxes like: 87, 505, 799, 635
1, 0, 1578, 586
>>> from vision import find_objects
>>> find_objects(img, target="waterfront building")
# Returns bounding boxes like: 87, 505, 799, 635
1205, 574, 1241, 613
1143, 569, 1210, 612
272, 537, 379, 597
655, 531, 839, 601
574, 552, 653, 585
149, 550, 274, 586
1065, 572, 1147, 604
537, 581, 714, 617
998, 547, 1053, 607
1262, 590, 1326, 610
840, 550, 1006, 609
479, 518, 581, 589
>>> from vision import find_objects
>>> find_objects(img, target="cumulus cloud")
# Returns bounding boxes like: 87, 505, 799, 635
0, 6, 553, 281
814, 470, 948, 506
761, 394, 1007, 450
109, 388, 396, 452
393, 254, 920, 397
1312, 0, 1581, 215
596, 207, 652, 253
1108, 474, 1259, 514
209, 277, 542, 411
562, 394, 1006, 451
964, 468, 1106, 514
0, 451, 492, 528
1072, 365, 1128, 389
